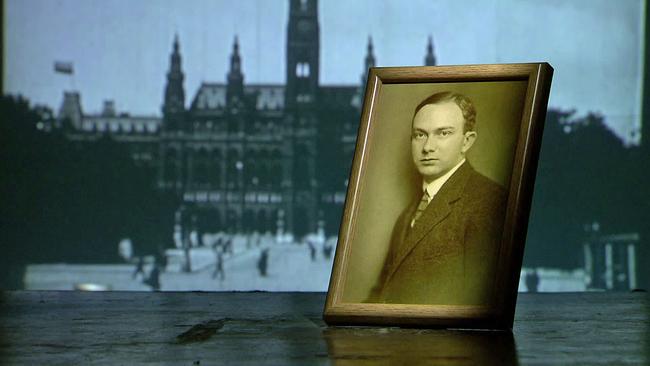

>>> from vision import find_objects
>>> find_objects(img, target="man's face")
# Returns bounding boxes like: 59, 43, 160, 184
411, 101, 476, 184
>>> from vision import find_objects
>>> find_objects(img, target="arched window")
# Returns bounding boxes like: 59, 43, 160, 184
294, 144, 310, 189
227, 149, 241, 189
210, 149, 223, 188
257, 210, 274, 233
295, 62, 311, 78
270, 149, 283, 187
245, 154, 258, 187
212, 209, 223, 232
194, 148, 209, 186
164, 148, 179, 186
244, 209, 256, 233
226, 209, 238, 233
294, 206, 309, 237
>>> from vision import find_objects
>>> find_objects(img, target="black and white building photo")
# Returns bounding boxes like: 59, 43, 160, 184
2, 0, 648, 292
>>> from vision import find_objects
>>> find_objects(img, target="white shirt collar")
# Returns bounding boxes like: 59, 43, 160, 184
422, 159, 466, 203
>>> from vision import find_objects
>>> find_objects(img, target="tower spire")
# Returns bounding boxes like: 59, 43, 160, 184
361, 36, 376, 85
162, 34, 186, 130
425, 35, 437, 66
229, 35, 242, 75
227, 35, 244, 106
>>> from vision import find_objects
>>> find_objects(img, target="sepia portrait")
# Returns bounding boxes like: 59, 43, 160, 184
324, 64, 553, 329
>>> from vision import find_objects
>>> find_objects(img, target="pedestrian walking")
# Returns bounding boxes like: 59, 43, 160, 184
257, 248, 269, 277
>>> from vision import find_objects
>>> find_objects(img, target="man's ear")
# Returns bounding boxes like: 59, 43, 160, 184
461, 131, 477, 154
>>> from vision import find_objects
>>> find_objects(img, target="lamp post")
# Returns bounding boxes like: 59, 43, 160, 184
236, 160, 244, 234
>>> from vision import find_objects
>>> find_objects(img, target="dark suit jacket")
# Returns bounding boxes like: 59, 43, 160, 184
367, 162, 506, 305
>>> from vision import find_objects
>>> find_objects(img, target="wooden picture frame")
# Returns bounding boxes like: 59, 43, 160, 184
324, 63, 553, 330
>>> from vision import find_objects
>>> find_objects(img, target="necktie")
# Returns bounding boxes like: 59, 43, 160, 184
410, 190, 430, 227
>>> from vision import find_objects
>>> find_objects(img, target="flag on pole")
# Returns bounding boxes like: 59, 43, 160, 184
54, 61, 74, 74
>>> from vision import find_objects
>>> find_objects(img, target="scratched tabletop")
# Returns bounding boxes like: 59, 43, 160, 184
0, 291, 647, 365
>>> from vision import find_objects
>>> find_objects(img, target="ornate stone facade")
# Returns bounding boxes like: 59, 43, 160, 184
59, 0, 437, 238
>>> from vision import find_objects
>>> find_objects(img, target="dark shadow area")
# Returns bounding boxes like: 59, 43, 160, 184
525, 109, 649, 290
0, 95, 177, 289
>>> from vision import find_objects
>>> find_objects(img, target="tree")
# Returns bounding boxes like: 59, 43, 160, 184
525, 109, 638, 269
0, 95, 176, 289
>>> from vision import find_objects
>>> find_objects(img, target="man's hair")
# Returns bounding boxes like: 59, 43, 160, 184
413, 91, 477, 132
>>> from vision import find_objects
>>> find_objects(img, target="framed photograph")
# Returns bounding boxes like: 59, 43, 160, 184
323, 63, 553, 329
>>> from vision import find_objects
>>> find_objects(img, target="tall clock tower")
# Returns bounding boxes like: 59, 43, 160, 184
285, 0, 319, 109
285, 0, 320, 236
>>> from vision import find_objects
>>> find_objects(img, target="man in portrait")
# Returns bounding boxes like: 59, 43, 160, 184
366, 91, 507, 305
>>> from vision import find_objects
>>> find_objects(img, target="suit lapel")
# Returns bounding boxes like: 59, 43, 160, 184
386, 163, 474, 282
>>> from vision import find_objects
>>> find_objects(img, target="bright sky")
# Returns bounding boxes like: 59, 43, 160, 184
4, 0, 645, 144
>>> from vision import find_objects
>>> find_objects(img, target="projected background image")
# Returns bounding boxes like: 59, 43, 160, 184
2, 0, 648, 292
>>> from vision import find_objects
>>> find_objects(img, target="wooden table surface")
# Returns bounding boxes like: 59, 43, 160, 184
0, 291, 647, 365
